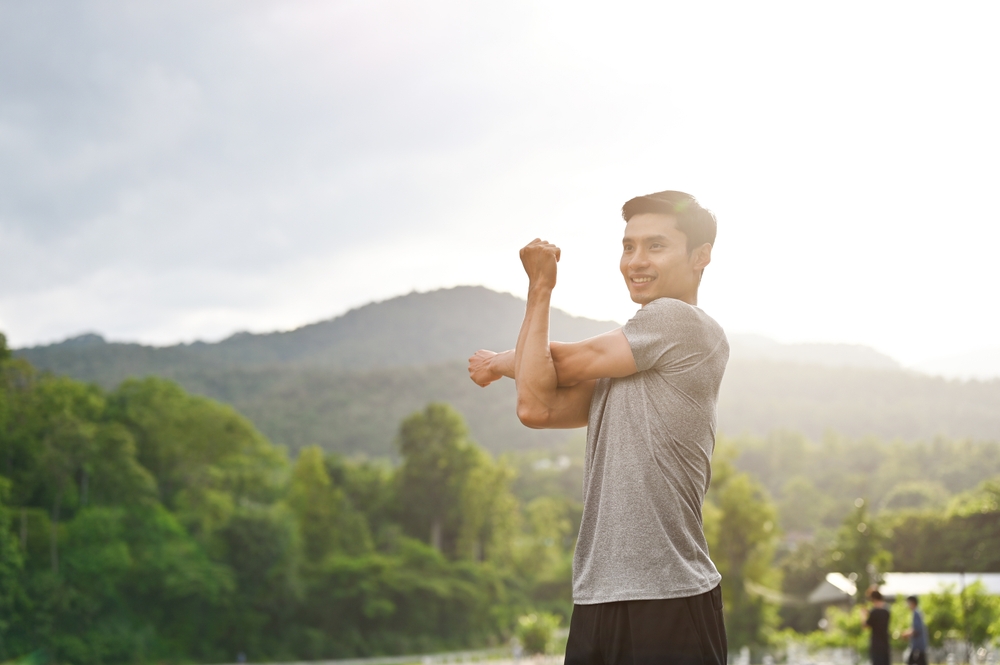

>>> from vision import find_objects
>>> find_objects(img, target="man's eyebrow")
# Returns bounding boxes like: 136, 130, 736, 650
622, 234, 670, 243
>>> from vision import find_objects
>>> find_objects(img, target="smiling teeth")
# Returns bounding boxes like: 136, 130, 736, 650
633, 277, 654, 283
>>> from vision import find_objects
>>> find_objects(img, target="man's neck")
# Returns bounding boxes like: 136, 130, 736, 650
641, 292, 699, 307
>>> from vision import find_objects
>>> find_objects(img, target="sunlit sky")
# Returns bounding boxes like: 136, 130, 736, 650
2, 1, 999, 367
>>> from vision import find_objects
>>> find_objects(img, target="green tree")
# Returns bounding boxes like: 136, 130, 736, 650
215, 505, 300, 658
107, 377, 286, 537
923, 582, 1000, 650
34, 378, 104, 574
325, 454, 397, 542
396, 403, 516, 562
120, 502, 234, 661
778, 475, 834, 533
0, 478, 27, 660
455, 458, 518, 563
830, 498, 891, 600
287, 446, 372, 562
706, 459, 781, 648
303, 537, 506, 657
805, 604, 866, 654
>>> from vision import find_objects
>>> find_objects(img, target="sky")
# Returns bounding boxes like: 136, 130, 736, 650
2, 1, 999, 367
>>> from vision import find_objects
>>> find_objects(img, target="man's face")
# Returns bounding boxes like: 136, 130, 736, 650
620, 212, 710, 306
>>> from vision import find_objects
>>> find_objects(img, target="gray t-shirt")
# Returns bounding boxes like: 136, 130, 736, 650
572, 297, 729, 604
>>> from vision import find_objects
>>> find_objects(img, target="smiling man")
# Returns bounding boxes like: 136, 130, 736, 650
468, 190, 729, 665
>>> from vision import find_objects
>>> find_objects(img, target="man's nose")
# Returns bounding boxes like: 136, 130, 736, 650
629, 249, 649, 268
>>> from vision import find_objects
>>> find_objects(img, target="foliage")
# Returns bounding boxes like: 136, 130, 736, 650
884, 478, 1000, 572
515, 612, 561, 655
704, 450, 782, 648
923, 582, 1000, 649
396, 403, 517, 562
0, 347, 547, 663
803, 605, 867, 654
829, 499, 892, 599
728, 431, 1000, 533
8, 325, 1000, 662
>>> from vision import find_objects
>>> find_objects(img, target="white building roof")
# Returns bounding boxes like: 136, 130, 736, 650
881, 573, 1000, 598
809, 573, 1000, 604
808, 573, 858, 604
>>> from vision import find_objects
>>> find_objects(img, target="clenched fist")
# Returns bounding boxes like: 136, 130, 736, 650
468, 349, 502, 387
520, 239, 561, 290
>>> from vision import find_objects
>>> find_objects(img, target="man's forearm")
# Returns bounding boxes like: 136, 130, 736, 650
488, 346, 573, 384
490, 349, 515, 379
514, 285, 560, 424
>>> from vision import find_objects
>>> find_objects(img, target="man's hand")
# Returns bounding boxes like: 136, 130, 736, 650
469, 349, 503, 387
519, 239, 560, 290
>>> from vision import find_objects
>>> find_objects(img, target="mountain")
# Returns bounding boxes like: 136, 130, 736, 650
19, 286, 617, 382
912, 347, 1000, 381
16, 286, 1000, 456
728, 334, 901, 370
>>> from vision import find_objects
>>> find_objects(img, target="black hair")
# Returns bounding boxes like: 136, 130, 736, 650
621, 190, 717, 253
870, 590, 884, 601
907, 595, 919, 605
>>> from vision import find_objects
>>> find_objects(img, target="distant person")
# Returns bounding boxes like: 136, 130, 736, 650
863, 588, 891, 665
469, 191, 728, 665
902, 595, 928, 665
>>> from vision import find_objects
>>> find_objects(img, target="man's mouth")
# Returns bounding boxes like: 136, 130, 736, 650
631, 276, 655, 284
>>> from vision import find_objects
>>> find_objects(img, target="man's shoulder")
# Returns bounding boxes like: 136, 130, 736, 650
643, 296, 697, 314
637, 298, 727, 344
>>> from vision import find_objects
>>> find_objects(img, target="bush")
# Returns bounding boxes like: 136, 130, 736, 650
516, 612, 561, 655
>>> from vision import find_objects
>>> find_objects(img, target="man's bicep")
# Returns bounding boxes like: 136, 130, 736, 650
553, 328, 637, 385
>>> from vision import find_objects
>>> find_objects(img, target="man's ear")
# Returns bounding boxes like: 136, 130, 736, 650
692, 243, 712, 271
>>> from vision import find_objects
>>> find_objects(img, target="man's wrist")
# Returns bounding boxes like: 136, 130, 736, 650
527, 282, 555, 299
492, 350, 513, 377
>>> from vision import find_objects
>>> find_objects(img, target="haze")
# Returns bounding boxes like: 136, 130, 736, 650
2, 1, 999, 368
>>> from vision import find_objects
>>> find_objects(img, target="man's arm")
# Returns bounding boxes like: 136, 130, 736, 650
472, 239, 638, 429
468, 329, 635, 388
513, 239, 567, 428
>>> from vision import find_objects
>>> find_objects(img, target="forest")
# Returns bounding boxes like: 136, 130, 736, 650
4, 328, 1000, 663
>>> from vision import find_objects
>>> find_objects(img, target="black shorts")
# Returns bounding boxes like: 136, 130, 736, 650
565, 585, 727, 665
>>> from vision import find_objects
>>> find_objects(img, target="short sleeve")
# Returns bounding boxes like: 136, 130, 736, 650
622, 297, 704, 372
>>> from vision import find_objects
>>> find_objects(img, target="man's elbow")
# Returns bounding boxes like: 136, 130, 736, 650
516, 401, 549, 429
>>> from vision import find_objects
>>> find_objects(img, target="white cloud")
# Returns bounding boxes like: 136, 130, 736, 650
1, 0, 999, 365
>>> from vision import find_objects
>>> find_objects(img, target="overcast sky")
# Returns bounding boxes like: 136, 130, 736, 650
2, 1, 999, 366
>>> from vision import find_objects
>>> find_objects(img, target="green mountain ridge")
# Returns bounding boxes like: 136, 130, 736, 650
16, 286, 1000, 455
23, 286, 618, 377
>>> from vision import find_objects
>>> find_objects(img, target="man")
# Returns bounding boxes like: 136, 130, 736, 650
902, 595, 928, 665
468, 190, 728, 665
862, 588, 891, 665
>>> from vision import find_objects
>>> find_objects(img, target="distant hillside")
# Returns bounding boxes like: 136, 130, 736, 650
913, 347, 1000, 381
18, 286, 618, 383
728, 334, 901, 370
16, 286, 1000, 455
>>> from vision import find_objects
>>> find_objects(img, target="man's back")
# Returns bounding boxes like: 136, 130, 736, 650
573, 297, 729, 604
